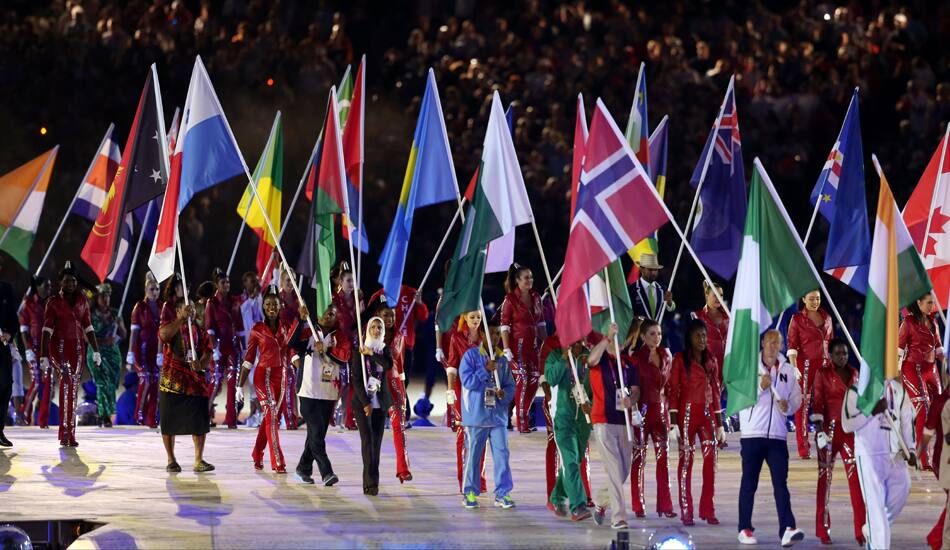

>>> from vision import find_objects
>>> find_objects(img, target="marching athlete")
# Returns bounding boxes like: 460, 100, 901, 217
19, 276, 51, 427
204, 268, 245, 429
374, 304, 413, 482
499, 263, 546, 433
351, 316, 393, 496
87, 283, 125, 427
447, 310, 487, 493
331, 263, 363, 430
129, 273, 163, 428
899, 293, 944, 470
787, 290, 833, 459
692, 281, 728, 388
278, 268, 300, 429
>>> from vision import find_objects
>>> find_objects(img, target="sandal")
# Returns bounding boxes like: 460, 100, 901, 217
166, 462, 182, 473
193, 460, 215, 473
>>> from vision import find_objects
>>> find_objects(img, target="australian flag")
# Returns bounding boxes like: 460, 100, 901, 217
809, 88, 870, 294
689, 76, 747, 280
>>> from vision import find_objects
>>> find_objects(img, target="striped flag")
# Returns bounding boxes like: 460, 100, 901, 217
72, 125, 121, 221
627, 115, 669, 282
341, 56, 369, 254
903, 128, 950, 303
236, 112, 283, 280
0, 147, 59, 269
857, 159, 932, 414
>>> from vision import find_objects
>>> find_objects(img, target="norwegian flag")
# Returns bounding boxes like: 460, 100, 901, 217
556, 99, 669, 347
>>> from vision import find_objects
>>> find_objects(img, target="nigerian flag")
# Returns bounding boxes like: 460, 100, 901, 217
724, 159, 820, 415
856, 160, 932, 414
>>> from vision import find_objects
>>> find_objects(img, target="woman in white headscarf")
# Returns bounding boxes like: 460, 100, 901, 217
351, 316, 394, 495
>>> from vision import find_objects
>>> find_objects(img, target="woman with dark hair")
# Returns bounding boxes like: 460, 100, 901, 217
129, 273, 163, 428
786, 289, 832, 459
278, 267, 301, 429
331, 262, 363, 430
692, 281, 729, 386
630, 318, 676, 519
374, 304, 413, 483
499, 263, 546, 433
204, 268, 245, 429
899, 292, 944, 470
87, 283, 126, 427
351, 316, 394, 495
669, 319, 724, 526
19, 275, 52, 427
238, 284, 309, 473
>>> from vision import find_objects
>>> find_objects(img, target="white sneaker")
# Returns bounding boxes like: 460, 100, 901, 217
781, 528, 804, 547
738, 529, 758, 545
610, 520, 628, 530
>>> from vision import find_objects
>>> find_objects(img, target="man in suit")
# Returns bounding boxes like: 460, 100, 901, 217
631, 254, 675, 321
0, 263, 22, 447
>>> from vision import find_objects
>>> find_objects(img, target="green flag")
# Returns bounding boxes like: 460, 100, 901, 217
723, 159, 820, 416
591, 260, 633, 340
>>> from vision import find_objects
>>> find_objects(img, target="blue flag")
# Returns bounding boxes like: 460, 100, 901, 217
689, 76, 746, 280
810, 88, 871, 293
377, 69, 460, 306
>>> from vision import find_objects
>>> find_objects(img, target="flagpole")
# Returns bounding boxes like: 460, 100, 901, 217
38, 128, 114, 276
603, 266, 634, 441
355, 56, 366, 290
0, 145, 59, 251
118, 202, 154, 315
530, 219, 590, 423
175, 230, 198, 357
660, 76, 732, 323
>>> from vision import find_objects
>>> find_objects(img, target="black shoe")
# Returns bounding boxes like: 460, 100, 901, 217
323, 473, 339, 487
103, 416, 113, 428
166, 461, 181, 473
96, 416, 103, 428
0, 434, 11, 447
296, 471, 315, 484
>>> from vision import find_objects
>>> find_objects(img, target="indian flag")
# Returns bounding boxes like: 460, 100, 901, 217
436, 91, 533, 330
236, 112, 283, 277
0, 147, 59, 269
857, 157, 932, 414
724, 159, 821, 415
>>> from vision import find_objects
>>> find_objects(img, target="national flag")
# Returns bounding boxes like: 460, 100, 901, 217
624, 62, 650, 167
485, 104, 517, 273
689, 76, 747, 280
555, 99, 670, 348
166, 107, 181, 155
723, 159, 822, 415
83, 66, 168, 282
857, 158, 932, 414
809, 89, 871, 293
106, 213, 134, 284
570, 94, 588, 220
627, 115, 670, 283
236, 112, 283, 279
337, 65, 354, 129
436, 92, 533, 330
341, 56, 369, 254
377, 69, 459, 306
71, 125, 122, 221
148, 56, 245, 282
589, 260, 633, 339
0, 147, 59, 269
903, 127, 950, 303
304, 69, 351, 202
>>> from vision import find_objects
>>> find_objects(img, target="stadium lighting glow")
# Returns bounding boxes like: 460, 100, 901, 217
39, 127, 47, 135
266, 78, 275, 87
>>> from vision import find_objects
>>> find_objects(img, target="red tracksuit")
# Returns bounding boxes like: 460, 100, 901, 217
205, 290, 245, 428
279, 289, 300, 430
131, 297, 163, 427
899, 313, 943, 470
925, 389, 950, 549
811, 365, 865, 542
244, 318, 301, 471
668, 352, 721, 522
434, 294, 457, 429
387, 332, 411, 479
43, 292, 92, 445
692, 307, 728, 386
332, 289, 362, 430
19, 293, 50, 427
500, 288, 545, 433
787, 308, 832, 458
446, 324, 486, 493
631, 345, 674, 516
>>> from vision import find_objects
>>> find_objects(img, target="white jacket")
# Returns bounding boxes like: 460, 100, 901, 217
738, 354, 802, 440
841, 378, 915, 457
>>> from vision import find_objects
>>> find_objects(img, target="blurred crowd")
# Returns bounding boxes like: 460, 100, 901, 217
0, 0, 948, 322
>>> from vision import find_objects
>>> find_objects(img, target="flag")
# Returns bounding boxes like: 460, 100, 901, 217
72, 125, 122, 221
337, 65, 354, 129
589, 260, 633, 339
236, 112, 283, 278
903, 128, 950, 303
689, 76, 747, 280
810, 89, 871, 293
857, 159, 933, 414
341, 56, 369, 254
555, 99, 669, 348
166, 107, 181, 155
304, 68, 351, 202
484, 105, 518, 273
570, 95, 588, 221
436, 92, 533, 330
0, 147, 59, 268
148, 56, 245, 282
624, 62, 650, 167
377, 69, 459, 306
723, 159, 822, 416
106, 213, 134, 284
83, 66, 168, 282
627, 115, 670, 283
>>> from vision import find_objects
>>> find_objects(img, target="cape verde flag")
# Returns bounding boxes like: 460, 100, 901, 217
809, 88, 871, 293
72, 125, 121, 222
148, 56, 245, 281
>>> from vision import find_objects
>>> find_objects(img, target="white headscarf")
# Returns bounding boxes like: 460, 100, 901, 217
364, 316, 386, 353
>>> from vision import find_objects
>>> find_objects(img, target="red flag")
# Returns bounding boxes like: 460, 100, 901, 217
570, 94, 588, 222
904, 129, 950, 300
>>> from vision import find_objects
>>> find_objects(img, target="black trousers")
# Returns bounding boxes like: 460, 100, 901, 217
352, 402, 385, 490
0, 346, 11, 435
297, 397, 335, 478
738, 437, 796, 537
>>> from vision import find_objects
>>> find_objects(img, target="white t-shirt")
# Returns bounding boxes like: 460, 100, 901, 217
298, 342, 341, 401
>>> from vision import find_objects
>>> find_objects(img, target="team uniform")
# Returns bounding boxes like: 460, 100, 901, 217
544, 346, 592, 516
924, 389, 950, 550
499, 288, 545, 433
787, 308, 833, 459
898, 313, 943, 470
42, 291, 94, 446
87, 306, 122, 421
631, 344, 675, 517
446, 324, 486, 493
130, 297, 163, 427
19, 293, 50, 426
332, 289, 362, 430
204, 290, 245, 428
278, 288, 300, 429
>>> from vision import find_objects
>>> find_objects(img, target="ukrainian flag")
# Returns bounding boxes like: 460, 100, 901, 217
377, 69, 459, 306
237, 112, 283, 275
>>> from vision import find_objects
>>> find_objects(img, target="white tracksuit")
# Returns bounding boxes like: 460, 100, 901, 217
841, 379, 915, 550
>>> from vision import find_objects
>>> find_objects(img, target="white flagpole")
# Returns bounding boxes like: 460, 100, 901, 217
37, 128, 114, 275
0, 145, 59, 250
603, 266, 634, 441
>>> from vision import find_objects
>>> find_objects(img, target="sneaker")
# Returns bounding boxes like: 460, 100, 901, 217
610, 520, 628, 530
571, 507, 592, 522
295, 471, 315, 484
323, 474, 339, 487
781, 528, 804, 547
463, 491, 479, 509
494, 495, 515, 509
738, 529, 758, 545
592, 505, 607, 526
550, 503, 568, 518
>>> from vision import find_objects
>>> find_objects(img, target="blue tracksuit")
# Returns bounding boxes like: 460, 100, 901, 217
459, 347, 515, 497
